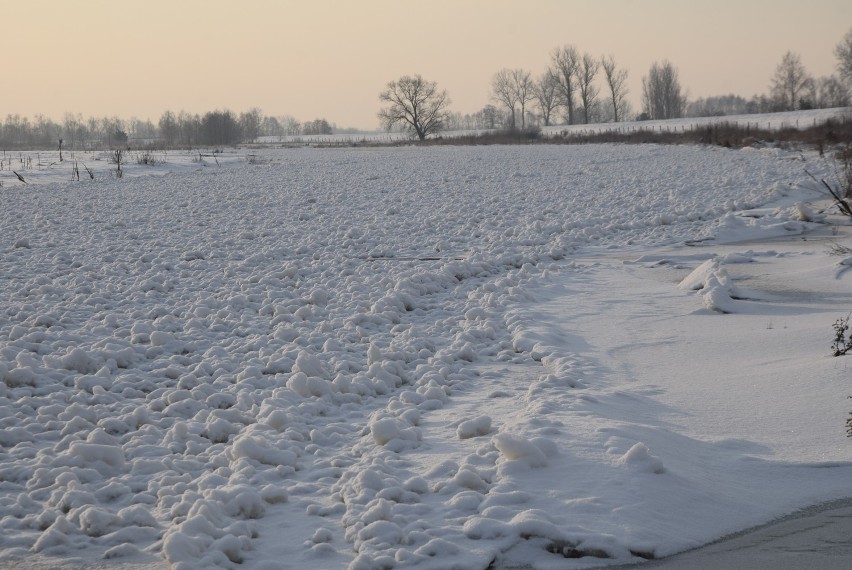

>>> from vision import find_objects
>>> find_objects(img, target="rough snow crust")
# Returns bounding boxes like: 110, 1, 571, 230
0, 144, 839, 569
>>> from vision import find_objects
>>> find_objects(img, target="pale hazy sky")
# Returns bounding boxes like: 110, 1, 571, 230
4, 0, 850, 130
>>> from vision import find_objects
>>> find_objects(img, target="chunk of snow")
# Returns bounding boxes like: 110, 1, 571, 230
492, 433, 548, 467
68, 442, 126, 468
678, 259, 720, 291
793, 202, 825, 222
617, 442, 666, 474
457, 416, 492, 439
700, 274, 739, 313
293, 350, 329, 379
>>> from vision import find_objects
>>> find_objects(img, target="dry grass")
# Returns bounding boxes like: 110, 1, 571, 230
402, 112, 852, 151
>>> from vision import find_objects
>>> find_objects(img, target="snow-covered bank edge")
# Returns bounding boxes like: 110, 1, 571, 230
497, 222, 852, 567
596, 496, 852, 569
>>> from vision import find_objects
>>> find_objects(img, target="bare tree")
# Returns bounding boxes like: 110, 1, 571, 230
836, 27, 852, 86
200, 110, 241, 146
278, 115, 301, 136
177, 111, 201, 147
260, 115, 282, 139
97, 117, 110, 145
511, 69, 533, 130
817, 75, 851, 108
159, 110, 179, 148
127, 117, 155, 141
550, 45, 580, 125
303, 119, 333, 135
531, 72, 560, 126
475, 105, 501, 130
686, 94, 749, 117
239, 107, 263, 143
770, 51, 812, 111
641, 60, 687, 120
378, 74, 450, 141
34, 114, 56, 147
87, 117, 99, 142
601, 55, 629, 122
575, 53, 600, 124
805, 77, 820, 109
443, 111, 464, 131
63, 113, 84, 149
491, 69, 519, 129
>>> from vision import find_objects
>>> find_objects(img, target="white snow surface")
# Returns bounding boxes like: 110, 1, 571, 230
1, 143, 851, 569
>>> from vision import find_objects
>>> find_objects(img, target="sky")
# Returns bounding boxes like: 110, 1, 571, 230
3, 0, 851, 130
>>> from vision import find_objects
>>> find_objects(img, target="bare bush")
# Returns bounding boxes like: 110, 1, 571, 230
807, 143, 852, 217
832, 315, 852, 356
425, 127, 542, 146
136, 150, 161, 165
835, 144, 852, 201
110, 149, 123, 178
827, 242, 852, 256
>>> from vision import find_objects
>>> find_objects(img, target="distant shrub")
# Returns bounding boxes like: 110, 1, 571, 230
846, 407, 851, 437
424, 127, 543, 146
136, 150, 161, 165
832, 314, 852, 357
110, 149, 123, 178
523, 125, 542, 140
847, 399, 852, 437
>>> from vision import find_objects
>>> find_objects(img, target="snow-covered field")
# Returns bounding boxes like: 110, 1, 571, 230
1, 143, 851, 569
0, 149, 247, 188
540, 106, 851, 137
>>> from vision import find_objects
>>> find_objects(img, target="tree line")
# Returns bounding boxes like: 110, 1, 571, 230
3, 30, 851, 148
380, 29, 852, 139
0, 108, 342, 150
